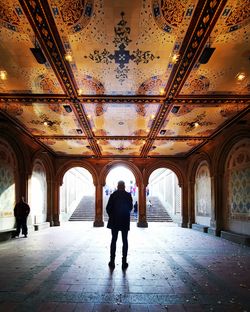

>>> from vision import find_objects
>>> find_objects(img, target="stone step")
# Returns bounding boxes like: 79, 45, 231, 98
69, 195, 173, 222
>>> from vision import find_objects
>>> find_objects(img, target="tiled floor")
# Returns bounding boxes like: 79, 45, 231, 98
0, 222, 249, 312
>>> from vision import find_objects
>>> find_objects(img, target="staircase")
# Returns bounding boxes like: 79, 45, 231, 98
69, 195, 173, 222
146, 196, 173, 222
69, 196, 95, 221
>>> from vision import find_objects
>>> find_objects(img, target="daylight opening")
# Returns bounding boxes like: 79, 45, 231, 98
60, 167, 94, 222
148, 168, 182, 223
103, 166, 138, 222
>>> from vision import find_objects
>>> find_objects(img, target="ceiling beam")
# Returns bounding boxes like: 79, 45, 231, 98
18, 0, 101, 156
141, 0, 228, 157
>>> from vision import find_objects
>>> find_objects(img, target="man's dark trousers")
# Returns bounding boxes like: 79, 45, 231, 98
110, 229, 128, 261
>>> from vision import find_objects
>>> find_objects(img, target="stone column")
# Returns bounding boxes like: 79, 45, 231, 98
208, 174, 222, 236
181, 183, 188, 228
137, 183, 148, 228
187, 180, 195, 228
52, 180, 60, 226
94, 182, 104, 227
46, 179, 54, 226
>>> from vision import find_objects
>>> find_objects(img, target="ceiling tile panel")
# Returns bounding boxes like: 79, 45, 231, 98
48, 0, 197, 95
99, 139, 144, 156
83, 102, 160, 136
159, 104, 248, 137
0, 1, 64, 94
39, 138, 93, 155
0, 103, 82, 136
149, 139, 204, 156
180, 0, 250, 95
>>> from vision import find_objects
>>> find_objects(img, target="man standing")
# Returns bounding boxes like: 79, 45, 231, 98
14, 196, 30, 238
106, 180, 133, 270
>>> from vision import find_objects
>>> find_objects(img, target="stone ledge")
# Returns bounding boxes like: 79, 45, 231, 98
0, 229, 16, 242
34, 222, 50, 231
221, 230, 250, 246
192, 223, 209, 233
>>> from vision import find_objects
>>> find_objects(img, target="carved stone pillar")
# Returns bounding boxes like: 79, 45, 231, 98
208, 174, 222, 236
187, 180, 195, 228
53, 180, 60, 226
46, 179, 54, 226
94, 182, 104, 227
137, 183, 148, 228
18, 169, 29, 200
181, 183, 188, 228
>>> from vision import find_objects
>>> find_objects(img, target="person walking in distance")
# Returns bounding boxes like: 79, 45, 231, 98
106, 180, 133, 270
14, 196, 30, 238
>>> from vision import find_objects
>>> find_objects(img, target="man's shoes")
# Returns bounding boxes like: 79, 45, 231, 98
122, 262, 128, 270
122, 258, 128, 270
108, 261, 115, 269
24, 235, 27, 238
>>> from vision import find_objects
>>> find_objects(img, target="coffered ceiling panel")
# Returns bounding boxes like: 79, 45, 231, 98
83, 102, 160, 136
0, 1, 63, 94
100, 139, 144, 156
148, 139, 204, 156
159, 103, 248, 137
0, 0, 249, 158
48, 0, 197, 95
39, 138, 93, 156
180, 0, 250, 95
0, 103, 81, 136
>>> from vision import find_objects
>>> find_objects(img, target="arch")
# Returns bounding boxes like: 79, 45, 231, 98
0, 128, 30, 200
56, 160, 98, 187
100, 160, 143, 187
29, 159, 48, 224
194, 160, 212, 226
31, 150, 54, 182
188, 152, 212, 183
144, 160, 184, 187
213, 129, 250, 176
223, 137, 250, 234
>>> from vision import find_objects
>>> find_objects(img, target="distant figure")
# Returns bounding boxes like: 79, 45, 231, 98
148, 199, 152, 208
133, 201, 138, 215
106, 180, 133, 270
14, 196, 30, 238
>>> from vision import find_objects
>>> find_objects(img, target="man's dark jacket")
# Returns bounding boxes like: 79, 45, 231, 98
14, 201, 30, 218
106, 190, 133, 231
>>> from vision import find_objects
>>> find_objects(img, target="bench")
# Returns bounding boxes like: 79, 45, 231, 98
192, 223, 209, 233
221, 231, 250, 246
0, 229, 16, 242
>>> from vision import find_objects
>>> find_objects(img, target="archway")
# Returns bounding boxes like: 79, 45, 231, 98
148, 168, 181, 223
103, 166, 137, 221
60, 167, 95, 222
194, 161, 212, 227
29, 161, 47, 225
0, 138, 17, 230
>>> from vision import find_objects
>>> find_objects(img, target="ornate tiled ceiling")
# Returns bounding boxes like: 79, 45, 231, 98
0, 0, 249, 158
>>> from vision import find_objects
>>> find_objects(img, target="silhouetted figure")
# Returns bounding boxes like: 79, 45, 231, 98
14, 196, 30, 238
133, 201, 138, 215
106, 180, 133, 270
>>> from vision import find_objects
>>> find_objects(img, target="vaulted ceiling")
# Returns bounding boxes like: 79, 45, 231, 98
0, 0, 249, 158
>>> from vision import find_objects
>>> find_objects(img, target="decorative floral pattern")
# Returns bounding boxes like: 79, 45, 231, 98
81, 76, 105, 95
227, 140, 250, 219
138, 76, 163, 95
175, 112, 215, 133
0, 139, 15, 221
152, 0, 189, 32
225, 1, 250, 27
50, 0, 93, 34
86, 12, 159, 84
